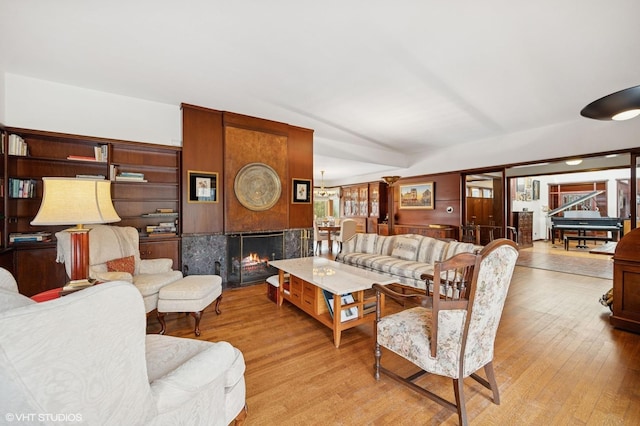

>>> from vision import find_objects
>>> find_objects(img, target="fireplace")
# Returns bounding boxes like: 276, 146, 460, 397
227, 232, 284, 284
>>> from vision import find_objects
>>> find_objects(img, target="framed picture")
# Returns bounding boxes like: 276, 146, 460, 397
399, 182, 434, 209
292, 178, 311, 203
533, 180, 540, 200
188, 171, 218, 203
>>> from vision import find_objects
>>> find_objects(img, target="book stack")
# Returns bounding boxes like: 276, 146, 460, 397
8, 134, 27, 156
94, 145, 108, 162
8, 178, 37, 198
115, 172, 147, 182
10, 232, 51, 243
146, 222, 177, 237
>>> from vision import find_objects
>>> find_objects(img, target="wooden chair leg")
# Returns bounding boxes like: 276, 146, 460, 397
157, 312, 167, 335
214, 294, 222, 315
484, 361, 500, 404
190, 311, 203, 336
374, 341, 382, 380
453, 378, 468, 426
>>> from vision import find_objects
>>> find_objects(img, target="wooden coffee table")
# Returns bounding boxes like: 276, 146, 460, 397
269, 257, 396, 347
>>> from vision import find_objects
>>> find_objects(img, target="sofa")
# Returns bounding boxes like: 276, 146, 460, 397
0, 277, 246, 425
56, 225, 184, 314
335, 233, 482, 290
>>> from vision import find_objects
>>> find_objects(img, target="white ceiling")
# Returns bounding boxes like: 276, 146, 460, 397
1, 1, 640, 186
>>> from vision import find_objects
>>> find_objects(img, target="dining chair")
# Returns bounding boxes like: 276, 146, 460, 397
372, 239, 519, 425
334, 218, 357, 252
313, 220, 329, 254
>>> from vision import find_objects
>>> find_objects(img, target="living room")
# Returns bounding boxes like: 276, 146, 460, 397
2, 2, 640, 425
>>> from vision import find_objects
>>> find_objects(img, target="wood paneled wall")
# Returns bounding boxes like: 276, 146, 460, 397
392, 173, 462, 227
181, 104, 224, 234
181, 104, 313, 235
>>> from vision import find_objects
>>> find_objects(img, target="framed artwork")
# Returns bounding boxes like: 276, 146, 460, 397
292, 178, 311, 203
399, 182, 434, 209
533, 180, 540, 200
188, 171, 218, 203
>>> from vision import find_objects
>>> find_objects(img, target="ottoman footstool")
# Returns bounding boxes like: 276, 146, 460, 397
157, 275, 222, 336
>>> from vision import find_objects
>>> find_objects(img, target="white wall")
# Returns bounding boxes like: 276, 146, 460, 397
512, 169, 630, 241
0, 73, 6, 124
4, 74, 181, 146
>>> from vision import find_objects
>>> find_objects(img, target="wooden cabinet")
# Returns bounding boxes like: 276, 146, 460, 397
140, 238, 181, 270
15, 246, 67, 297
2, 128, 182, 295
342, 182, 387, 233
392, 224, 457, 239
512, 211, 533, 248
610, 227, 640, 333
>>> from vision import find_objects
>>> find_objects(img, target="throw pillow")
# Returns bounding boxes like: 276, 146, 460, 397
106, 255, 135, 275
391, 236, 420, 261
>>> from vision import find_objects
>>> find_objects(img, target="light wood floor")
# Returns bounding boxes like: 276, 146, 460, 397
153, 243, 640, 425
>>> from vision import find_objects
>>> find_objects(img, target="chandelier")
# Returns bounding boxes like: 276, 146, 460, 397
314, 170, 337, 198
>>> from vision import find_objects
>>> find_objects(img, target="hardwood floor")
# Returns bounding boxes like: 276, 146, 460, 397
151, 243, 640, 425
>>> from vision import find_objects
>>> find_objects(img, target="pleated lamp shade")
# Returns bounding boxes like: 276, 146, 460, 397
31, 178, 121, 227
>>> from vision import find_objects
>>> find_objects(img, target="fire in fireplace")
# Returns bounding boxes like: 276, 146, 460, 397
228, 232, 284, 284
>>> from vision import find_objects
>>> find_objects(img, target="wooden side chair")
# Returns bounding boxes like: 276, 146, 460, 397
372, 239, 519, 425
313, 220, 329, 254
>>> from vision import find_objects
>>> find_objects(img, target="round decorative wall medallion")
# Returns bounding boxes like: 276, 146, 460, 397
234, 163, 282, 211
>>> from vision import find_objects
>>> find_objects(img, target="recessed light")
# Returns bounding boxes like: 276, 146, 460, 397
565, 159, 583, 166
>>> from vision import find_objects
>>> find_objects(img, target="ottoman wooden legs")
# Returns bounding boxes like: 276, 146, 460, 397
157, 275, 223, 336
157, 294, 221, 336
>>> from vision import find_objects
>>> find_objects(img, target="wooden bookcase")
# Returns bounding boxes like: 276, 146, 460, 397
0, 127, 181, 296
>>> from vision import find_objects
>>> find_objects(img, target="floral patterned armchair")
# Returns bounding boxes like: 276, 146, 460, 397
372, 239, 519, 425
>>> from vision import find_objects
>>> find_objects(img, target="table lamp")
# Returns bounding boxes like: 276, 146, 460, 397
31, 177, 121, 280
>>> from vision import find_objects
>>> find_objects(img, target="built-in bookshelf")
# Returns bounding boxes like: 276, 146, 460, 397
0, 127, 182, 296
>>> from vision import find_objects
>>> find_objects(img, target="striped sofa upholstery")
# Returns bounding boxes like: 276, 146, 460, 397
335, 233, 482, 290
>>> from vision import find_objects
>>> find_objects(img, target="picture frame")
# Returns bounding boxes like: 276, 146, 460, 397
533, 180, 540, 200
399, 182, 434, 209
188, 171, 218, 203
292, 178, 311, 203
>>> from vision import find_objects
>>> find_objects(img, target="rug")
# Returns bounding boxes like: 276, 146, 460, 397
516, 250, 613, 280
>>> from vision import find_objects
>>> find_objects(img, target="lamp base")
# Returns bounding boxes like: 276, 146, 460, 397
68, 227, 90, 280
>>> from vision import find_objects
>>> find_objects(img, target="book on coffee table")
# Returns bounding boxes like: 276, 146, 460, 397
323, 290, 358, 322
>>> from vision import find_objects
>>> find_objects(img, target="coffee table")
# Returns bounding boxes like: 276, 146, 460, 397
269, 257, 396, 347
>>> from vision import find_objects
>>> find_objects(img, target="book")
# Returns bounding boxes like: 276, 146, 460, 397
67, 155, 98, 161
141, 212, 179, 217
323, 290, 358, 322
62, 278, 97, 292
115, 175, 147, 182
76, 174, 106, 180
10, 231, 51, 243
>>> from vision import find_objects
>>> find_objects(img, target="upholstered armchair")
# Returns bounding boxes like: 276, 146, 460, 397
373, 239, 519, 425
56, 225, 183, 313
0, 278, 247, 425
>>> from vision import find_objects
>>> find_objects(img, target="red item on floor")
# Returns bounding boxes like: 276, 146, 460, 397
31, 288, 63, 302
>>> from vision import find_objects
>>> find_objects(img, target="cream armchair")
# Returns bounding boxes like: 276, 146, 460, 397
56, 225, 183, 313
0, 279, 247, 425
